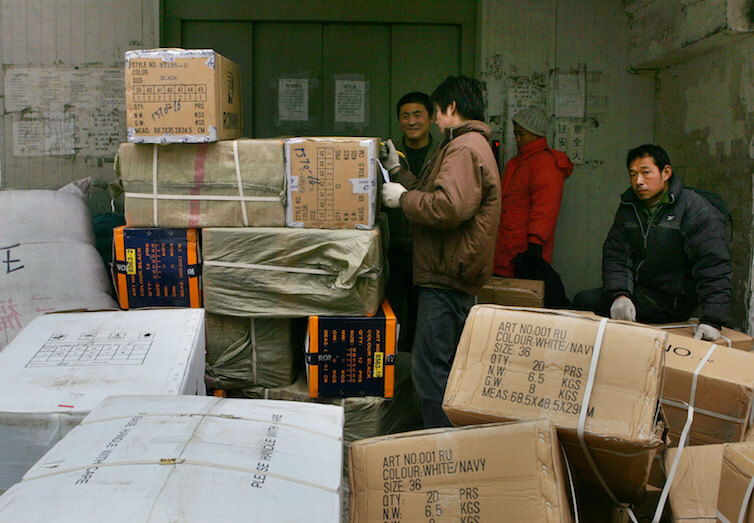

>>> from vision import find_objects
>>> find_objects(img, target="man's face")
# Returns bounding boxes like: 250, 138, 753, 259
513, 123, 540, 149
628, 155, 672, 205
398, 103, 433, 143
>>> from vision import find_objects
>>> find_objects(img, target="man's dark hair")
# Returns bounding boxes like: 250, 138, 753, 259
626, 144, 671, 171
396, 91, 433, 118
430, 75, 486, 121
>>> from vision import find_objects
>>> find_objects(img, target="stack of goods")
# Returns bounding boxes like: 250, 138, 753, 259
658, 320, 754, 351
0, 183, 118, 351
477, 276, 545, 307
0, 395, 344, 522
0, 309, 206, 490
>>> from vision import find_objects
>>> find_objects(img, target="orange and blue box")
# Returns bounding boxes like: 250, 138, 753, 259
112, 227, 201, 309
306, 300, 397, 398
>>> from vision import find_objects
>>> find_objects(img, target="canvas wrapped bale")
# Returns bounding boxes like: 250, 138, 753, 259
664, 444, 724, 521
202, 223, 386, 317
112, 227, 202, 309
0, 185, 118, 351
657, 321, 754, 352
349, 419, 574, 522
204, 313, 305, 390
0, 395, 343, 522
0, 309, 206, 490
716, 442, 754, 521
306, 301, 397, 398
477, 276, 545, 307
443, 305, 667, 502
125, 48, 242, 143
285, 137, 379, 229
116, 139, 286, 228
661, 334, 754, 445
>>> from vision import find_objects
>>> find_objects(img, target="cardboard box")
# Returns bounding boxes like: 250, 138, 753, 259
664, 444, 724, 521
306, 301, 397, 398
112, 227, 201, 309
285, 137, 379, 229
443, 305, 667, 502
125, 48, 241, 143
477, 277, 545, 307
116, 139, 286, 228
0, 309, 205, 490
349, 419, 574, 522
0, 395, 343, 522
717, 442, 754, 521
657, 321, 754, 352
661, 333, 754, 444
202, 224, 386, 317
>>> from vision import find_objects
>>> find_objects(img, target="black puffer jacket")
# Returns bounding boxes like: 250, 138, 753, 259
602, 174, 732, 327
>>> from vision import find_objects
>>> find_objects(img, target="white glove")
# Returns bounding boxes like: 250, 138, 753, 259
379, 139, 401, 173
694, 322, 720, 341
610, 295, 636, 322
382, 182, 407, 208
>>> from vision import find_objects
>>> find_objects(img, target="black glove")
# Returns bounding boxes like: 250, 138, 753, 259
512, 242, 544, 280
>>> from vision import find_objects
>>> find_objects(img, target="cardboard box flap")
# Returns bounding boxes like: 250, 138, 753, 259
664, 444, 724, 520
717, 442, 754, 521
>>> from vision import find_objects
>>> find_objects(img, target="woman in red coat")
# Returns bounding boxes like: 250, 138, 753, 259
494, 106, 574, 278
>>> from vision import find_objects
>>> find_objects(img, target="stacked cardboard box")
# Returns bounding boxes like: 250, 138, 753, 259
349, 419, 574, 522
443, 305, 667, 502
0, 395, 344, 522
717, 442, 754, 520
658, 321, 754, 352
477, 276, 545, 307
664, 444, 724, 521
661, 333, 754, 444
0, 309, 205, 490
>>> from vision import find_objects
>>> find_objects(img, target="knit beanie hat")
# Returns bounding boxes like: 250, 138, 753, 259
512, 106, 550, 137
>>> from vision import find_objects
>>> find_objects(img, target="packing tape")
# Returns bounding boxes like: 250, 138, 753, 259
125, 193, 280, 202
659, 398, 748, 425
233, 140, 250, 227
560, 442, 580, 523
652, 343, 717, 523
576, 317, 638, 522
203, 260, 337, 277
250, 318, 258, 386
152, 144, 159, 227
656, 323, 732, 348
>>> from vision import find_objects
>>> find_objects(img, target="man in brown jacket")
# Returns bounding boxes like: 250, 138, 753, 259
381, 75, 501, 427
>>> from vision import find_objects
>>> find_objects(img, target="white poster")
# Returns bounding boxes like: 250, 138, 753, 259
334, 79, 367, 124
12, 120, 43, 156
278, 79, 309, 122
554, 120, 585, 165
554, 69, 586, 119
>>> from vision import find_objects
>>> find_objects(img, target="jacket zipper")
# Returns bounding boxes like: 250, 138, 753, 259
624, 191, 675, 279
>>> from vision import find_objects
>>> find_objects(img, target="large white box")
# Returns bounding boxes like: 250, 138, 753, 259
0, 309, 206, 490
0, 395, 343, 522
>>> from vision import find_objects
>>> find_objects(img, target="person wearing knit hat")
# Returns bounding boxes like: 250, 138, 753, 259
493, 106, 573, 307
512, 106, 550, 137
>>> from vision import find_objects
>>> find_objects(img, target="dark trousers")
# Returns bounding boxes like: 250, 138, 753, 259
385, 249, 419, 352
572, 286, 694, 324
411, 287, 476, 428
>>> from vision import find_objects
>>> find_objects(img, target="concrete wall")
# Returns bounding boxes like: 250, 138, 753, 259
478, 0, 656, 300
0, 0, 159, 211
654, 38, 754, 329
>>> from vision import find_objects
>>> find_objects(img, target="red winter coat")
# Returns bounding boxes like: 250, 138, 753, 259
493, 137, 573, 277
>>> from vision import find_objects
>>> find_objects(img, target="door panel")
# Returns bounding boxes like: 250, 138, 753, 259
182, 21, 254, 137
321, 24, 390, 139
253, 23, 322, 138
390, 24, 461, 142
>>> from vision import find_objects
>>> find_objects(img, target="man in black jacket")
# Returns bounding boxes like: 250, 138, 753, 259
573, 144, 732, 340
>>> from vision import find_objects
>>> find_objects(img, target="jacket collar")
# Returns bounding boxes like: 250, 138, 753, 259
444, 120, 491, 142
621, 173, 683, 205
517, 136, 549, 158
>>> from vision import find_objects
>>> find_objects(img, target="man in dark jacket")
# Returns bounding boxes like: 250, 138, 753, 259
380, 76, 501, 427
573, 144, 732, 340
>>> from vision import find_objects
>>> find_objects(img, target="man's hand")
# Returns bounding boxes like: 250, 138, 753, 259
382, 182, 407, 208
694, 322, 721, 341
610, 295, 636, 321
379, 139, 401, 173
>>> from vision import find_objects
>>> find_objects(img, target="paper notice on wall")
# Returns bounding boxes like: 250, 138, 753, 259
12, 120, 43, 156
335, 79, 367, 124
554, 120, 585, 164
278, 79, 309, 122
12, 113, 75, 157
553, 68, 586, 119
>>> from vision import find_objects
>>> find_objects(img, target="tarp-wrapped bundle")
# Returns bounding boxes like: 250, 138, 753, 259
204, 313, 305, 390
115, 139, 286, 228
202, 222, 386, 317
0, 184, 117, 350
